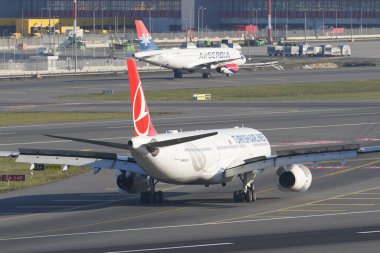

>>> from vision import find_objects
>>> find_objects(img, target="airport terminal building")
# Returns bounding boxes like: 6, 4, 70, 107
0, 0, 379, 33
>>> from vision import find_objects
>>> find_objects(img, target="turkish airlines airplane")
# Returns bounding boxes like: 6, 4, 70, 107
133, 20, 246, 79
6, 59, 379, 204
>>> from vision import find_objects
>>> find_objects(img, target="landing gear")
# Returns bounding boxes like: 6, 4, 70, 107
140, 177, 163, 204
202, 73, 211, 79
173, 70, 183, 78
233, 172, 257, 203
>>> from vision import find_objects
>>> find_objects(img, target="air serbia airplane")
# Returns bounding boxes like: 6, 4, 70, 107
8, 59, 379, 204
133, 20, 246, 79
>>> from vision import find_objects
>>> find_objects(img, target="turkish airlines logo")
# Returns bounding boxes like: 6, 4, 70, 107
139, 34, 152, 46
133, 81, 150, 136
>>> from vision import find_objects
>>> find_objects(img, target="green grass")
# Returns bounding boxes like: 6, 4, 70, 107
0, 112, 131, 126
0, 157, 91, 192
62, 80, 380, 101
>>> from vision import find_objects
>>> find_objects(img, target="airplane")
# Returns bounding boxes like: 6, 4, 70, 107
132, 20, 246, 79
5, 58, 379, 204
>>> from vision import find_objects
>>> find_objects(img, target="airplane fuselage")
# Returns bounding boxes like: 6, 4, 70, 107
130, 127, 271, 185
134, 47, 246, 71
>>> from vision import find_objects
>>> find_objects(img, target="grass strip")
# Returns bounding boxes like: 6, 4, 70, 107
62, 80, 380, 101
0, 112, 130, 126
0, 157, 91, 192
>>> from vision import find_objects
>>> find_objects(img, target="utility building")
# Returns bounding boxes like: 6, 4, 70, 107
0, 0, 379, 35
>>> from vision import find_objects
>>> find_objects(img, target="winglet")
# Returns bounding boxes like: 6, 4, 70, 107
135, 20, 160, 51
127, 58, 157, 137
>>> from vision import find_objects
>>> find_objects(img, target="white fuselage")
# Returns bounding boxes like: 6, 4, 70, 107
134, 47, 246, 71
130, 127, 271, 185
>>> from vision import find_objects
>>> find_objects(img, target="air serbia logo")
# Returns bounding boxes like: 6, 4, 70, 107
139, 33, 152, 46
133, 81, 151, 136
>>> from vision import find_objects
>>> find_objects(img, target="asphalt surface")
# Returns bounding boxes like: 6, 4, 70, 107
0, 71, 380, 252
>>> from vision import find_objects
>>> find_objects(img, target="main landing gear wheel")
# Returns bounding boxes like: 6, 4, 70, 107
140, 190, 163, 204
233, 189, 256, 203
202, 73, 211, 79
140, 177, 163, 204
174, 70, 183, 78
233, 172, 257, 203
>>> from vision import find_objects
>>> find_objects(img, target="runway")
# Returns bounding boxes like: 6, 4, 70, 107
0, 71, 380, 252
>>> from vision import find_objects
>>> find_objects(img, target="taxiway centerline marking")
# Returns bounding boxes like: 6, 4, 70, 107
1, 209, 380, 241
104, 242, 235, 253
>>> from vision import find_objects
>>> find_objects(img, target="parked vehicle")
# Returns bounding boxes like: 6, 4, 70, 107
338, 45, 351, 56
306, 46, 323, 56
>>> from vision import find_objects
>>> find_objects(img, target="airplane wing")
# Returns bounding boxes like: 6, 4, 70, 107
224, 144, 380, 178
9, 148, 146, 175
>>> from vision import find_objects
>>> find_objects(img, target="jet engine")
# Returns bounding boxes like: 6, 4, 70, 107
276, 164, 312, 192
116, 170, 150, 194
216, 64, 239, 76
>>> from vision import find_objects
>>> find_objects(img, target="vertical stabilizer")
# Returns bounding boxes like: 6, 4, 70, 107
135, 20, 160, 51
127, 58, 157, 137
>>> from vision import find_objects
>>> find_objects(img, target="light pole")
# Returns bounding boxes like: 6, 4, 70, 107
41, 8, 47, 34
304, 9, 307, 42
123, 0, 126, 34
101, 7, 106, 31
201, 7, 206, 37
253, 8, 261, 27
360, 3, 363, 35
3, 29, 8, 62
93, 6, 99, 57
350, 7, 353, 40
148, 7, 155, 33
197, 6, 203, 33
322, 9, 325, 36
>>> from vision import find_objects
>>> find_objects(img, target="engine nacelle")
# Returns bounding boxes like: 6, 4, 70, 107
277, 164, 312, 192
216, 64, 239, 75
116, 170, 150, 194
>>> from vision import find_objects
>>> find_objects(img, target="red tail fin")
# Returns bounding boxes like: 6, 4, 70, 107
127, 59, 157, 137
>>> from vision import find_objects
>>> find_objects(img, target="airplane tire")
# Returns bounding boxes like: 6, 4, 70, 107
233, 191, 240, 203
202, 73, 211, 79
140, 191, 149, 204
245, 190, 253, 202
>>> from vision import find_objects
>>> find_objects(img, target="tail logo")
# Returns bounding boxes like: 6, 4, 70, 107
133, 81, 150, 136
139, 34, 152, 46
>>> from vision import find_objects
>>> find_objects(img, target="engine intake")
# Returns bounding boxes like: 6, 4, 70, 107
277, 164, 312, 192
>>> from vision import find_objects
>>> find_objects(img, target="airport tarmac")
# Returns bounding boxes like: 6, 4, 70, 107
0, 71, 379, 252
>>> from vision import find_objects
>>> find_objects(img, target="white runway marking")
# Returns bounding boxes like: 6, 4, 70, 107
323, 112, 380, 117
1, 209, 380, 241
357, 230, 380, 234
104, 243, 234, 253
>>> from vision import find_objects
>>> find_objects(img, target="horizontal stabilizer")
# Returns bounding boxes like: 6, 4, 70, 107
44, 134, 130, 150
19, 148, 119, 160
